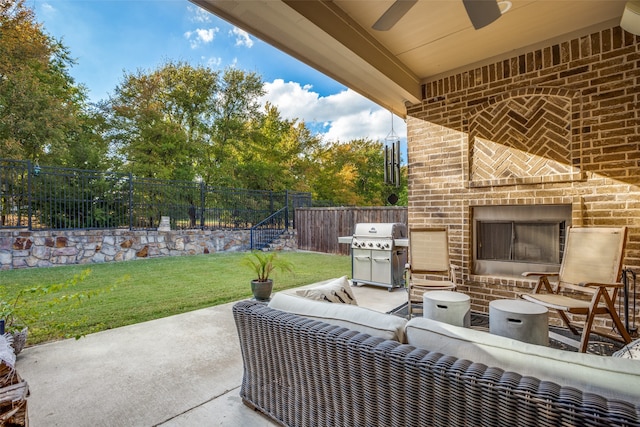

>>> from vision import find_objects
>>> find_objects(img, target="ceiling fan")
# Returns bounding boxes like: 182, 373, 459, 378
372, 0, 503, 31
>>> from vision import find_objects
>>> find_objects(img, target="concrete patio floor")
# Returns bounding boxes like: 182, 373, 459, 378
16, 283, 407, 426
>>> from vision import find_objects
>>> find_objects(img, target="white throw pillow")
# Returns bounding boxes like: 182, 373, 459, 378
613, 338, 640, 359
295, 276, 358, 305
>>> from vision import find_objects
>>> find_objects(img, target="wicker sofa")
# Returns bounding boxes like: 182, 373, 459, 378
233, 293, 640, 427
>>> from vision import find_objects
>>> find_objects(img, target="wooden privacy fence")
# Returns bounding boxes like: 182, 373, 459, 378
295, 207, 408, 255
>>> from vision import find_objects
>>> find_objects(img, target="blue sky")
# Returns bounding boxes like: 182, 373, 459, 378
32, 0, 407, 147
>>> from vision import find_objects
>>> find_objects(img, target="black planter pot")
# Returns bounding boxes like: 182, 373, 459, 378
251, 279, 273, 301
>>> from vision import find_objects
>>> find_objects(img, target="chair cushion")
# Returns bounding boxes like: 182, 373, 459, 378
405, 317, 640, 403
295, 276, 358, 305
409, 279, 456, 301
411, 278, 456, 289
521, 293, 591, 311
269, 292, 407, 342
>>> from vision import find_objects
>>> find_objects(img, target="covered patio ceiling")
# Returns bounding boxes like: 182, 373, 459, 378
190, 0, 628, 117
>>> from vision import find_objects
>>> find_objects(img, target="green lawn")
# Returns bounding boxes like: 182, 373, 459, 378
0, 251, 351, 346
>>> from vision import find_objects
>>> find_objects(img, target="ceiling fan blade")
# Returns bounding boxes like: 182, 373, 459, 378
462, 0, 502, 30
372, 0, 418, 31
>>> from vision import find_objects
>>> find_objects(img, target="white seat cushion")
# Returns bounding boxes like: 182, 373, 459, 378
269, 292, 407, 342
405, 316, 640, 403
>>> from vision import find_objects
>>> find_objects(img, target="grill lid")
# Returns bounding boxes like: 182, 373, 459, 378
353, 222, 406, 239
338, 223, 408, 249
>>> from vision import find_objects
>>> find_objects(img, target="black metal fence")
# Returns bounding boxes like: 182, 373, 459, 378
0, 158, 312, 231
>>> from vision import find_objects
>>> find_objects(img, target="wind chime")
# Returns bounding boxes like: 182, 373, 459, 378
384, 113, 401, 188
383, 113, 401, 205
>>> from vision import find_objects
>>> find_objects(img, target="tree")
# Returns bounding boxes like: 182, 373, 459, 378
307, 138, 401, 206
204, 67, 265, 187
0, 0, 99, 165
237, 103, 321, 191
55, 104, 111, 170
107, 63, 268, 184
108, 61, 218, 180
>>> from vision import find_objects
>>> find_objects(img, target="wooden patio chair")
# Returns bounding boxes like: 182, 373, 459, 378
520, 226, 632, 353
406, 228, 458, 318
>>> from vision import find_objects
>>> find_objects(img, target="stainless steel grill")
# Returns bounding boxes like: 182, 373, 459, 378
338, 223, 408, 291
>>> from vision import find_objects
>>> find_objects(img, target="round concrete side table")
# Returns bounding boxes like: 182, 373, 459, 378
423, 291, 471, 327
489, 299, 549, 346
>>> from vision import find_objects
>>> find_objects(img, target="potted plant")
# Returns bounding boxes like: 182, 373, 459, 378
243, 250, 293, 301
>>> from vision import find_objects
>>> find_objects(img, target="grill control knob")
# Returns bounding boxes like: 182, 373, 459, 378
375, 242, 381, 248
384, 243, 390, 249
368, 242, 373, 247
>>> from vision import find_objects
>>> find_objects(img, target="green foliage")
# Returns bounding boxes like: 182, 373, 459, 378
238, 103, 322, 191
107, 60, 215, 180
0, 269, 117, 340
201, 67, 266, 187
107, 62, 269, 186
243, 251, 294, 282
307, 138, 399, 206
393, 166, 409, 206
0, 0, 105, 167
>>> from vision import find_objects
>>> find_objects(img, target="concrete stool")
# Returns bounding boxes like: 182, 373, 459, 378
489, 299, 549, 346
423, 291, 471, 327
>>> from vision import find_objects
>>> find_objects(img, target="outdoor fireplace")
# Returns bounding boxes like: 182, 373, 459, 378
472, 205, 572, 277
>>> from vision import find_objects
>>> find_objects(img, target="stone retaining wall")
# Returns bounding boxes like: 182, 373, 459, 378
0, 229, 256, 270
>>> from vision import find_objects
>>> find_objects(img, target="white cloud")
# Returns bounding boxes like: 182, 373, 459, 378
184, 28, 218, 49
261, 79, 406, 144
196, 28, 217, 43
204, 56, 223, 68
231, 28, 253, 48
41, 3, 56, 14
187, 5, 212, 23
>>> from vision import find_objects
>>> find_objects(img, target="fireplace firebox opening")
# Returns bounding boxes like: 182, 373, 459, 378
472, 205, 572, 277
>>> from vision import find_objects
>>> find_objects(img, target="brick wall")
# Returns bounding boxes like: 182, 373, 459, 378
406, 25, 639, 333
